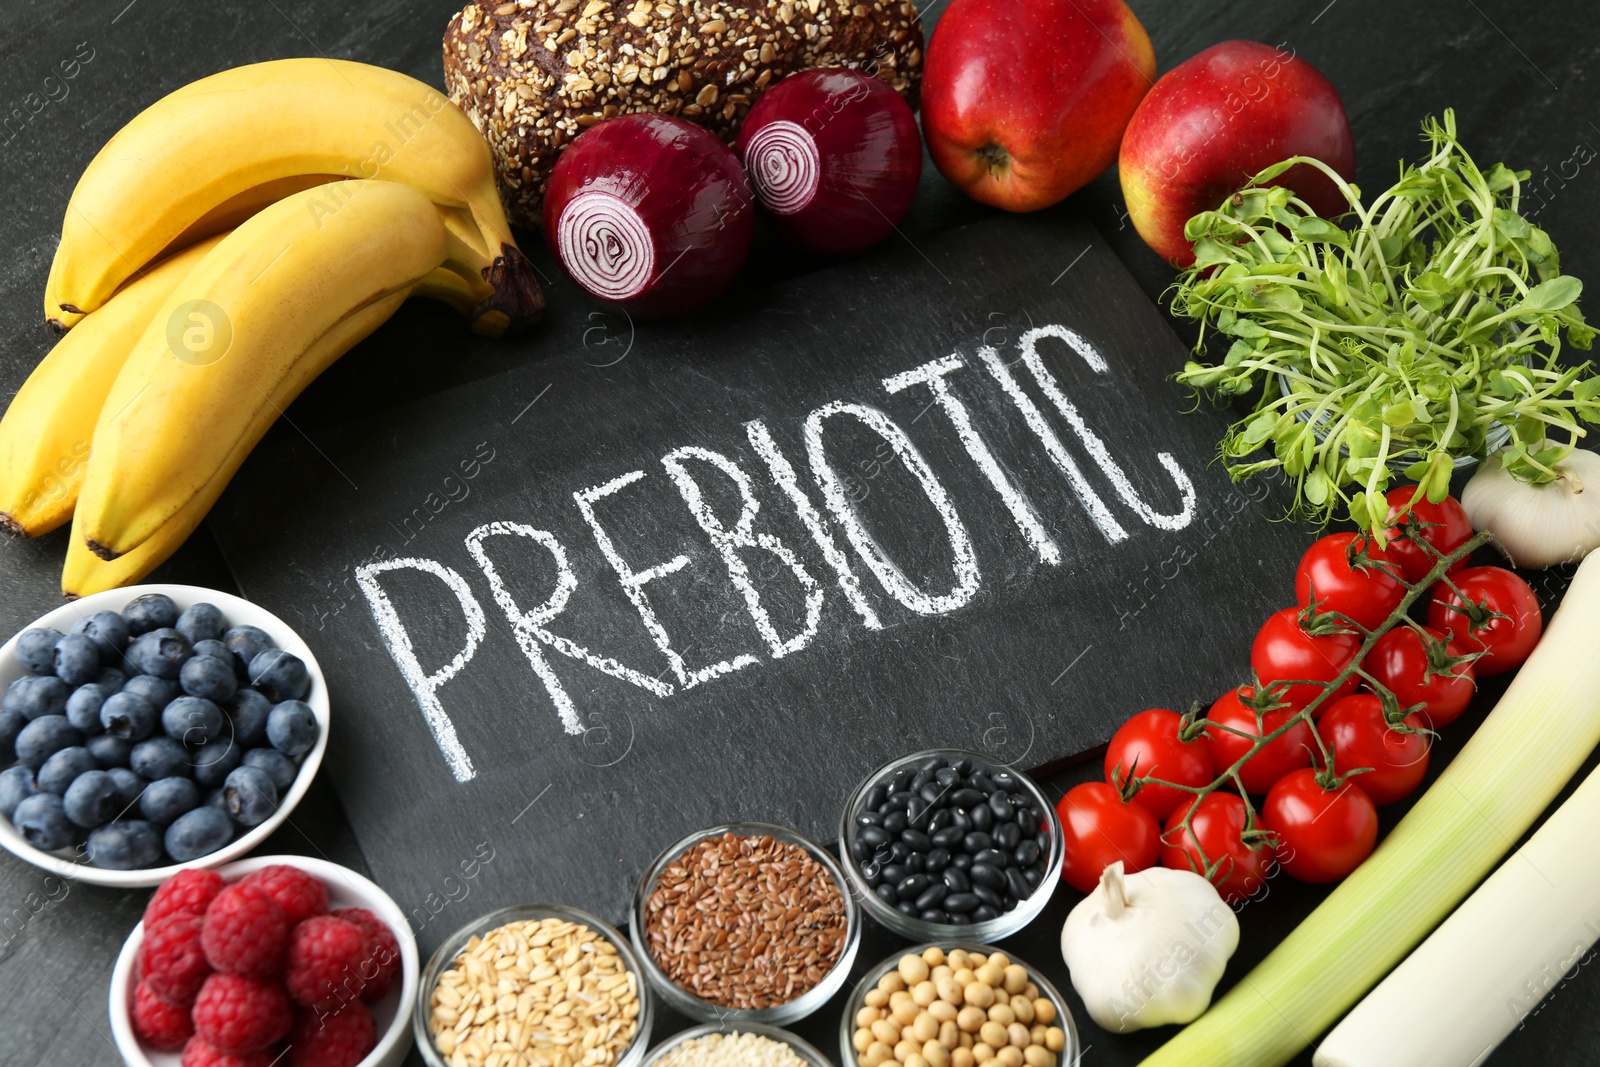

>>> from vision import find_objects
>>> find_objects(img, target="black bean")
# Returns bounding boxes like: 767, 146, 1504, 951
935, 767, 961, 788
970, 803, 994, 832
969, 863, 1005, 890
952, 788, 985, 808
971, 883, 1004, 910
1014, 840, 1042, 867
951, 853, 973, 871
928, 808, 952, 833
1016, 809, 1038, 836
994, 823, 1021, 850
1010, 792, 1032, 808
875, 883, 899, 905
972, 904, 999, 922
884, 792, 912, 811
946, 912, 971, 926
890, 770, 914, 794
857, 825, 890, 851
882, 809, 909, 834
850, 838, 873, 862
907, 798, 928, 823
942, 866, 971, 893
889, 841, 911, 862
901, 828, 933, 851
951, 808, 973, 833
881, 864, 905, 886
919, 782, 946, 805
897, 900, 919, 917
1023, 867, 1043, 887
1036, 830, 1050, 852
918, 755, 947, 773
974, 848, 1009, 870
925, 848, 951, 873
954, 757, 974, 776
969, 772, 996, 793
992, 769, 1021, 792
1006, 866, 1032, 901
915, 883, 949, 910
931, 826, 964, 849
944, 892, 980, 914
856, 810, 882, 827
861, 862, 883, 888
1001, 893, 1017, 911
920, 908, 951, 924
910, 769, 934, 792
905, 853, 925, 874
864, 784, 887, 811
988, 792, 1015, 822
962, 831, 994, 854
897, 873, 932, 898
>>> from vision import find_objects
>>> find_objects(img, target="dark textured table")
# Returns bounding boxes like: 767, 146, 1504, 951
2, 1, 1598, 1064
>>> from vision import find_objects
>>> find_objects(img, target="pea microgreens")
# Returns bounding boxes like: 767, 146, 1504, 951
1171, 110, 1598, 537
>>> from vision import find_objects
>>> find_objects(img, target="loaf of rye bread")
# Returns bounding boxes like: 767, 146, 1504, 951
443, 0, 922, 226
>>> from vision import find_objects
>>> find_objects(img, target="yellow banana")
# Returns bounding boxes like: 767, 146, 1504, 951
62, 286, 415, 597
45, 58, 542, 330
76, 179, 451, 561
0, 235, 225, 538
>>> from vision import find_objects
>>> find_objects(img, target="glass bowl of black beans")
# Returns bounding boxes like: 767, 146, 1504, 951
838, 750, 1063, 942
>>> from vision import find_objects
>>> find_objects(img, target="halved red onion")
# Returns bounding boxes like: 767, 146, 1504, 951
737, 68, 922, 256
543, 114, 753, 319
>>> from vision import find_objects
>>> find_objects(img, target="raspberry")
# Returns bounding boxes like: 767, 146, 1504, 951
285, 916, 369, 1013
192, 973, 292, 1054
180, 1035, 279, 1067
140, 913, 212, 1004
288, 1003, 376, 1067
145, 869, 227, 927
241, 865, 328, 926
203, 883, 289, 976
331, 907, 401, 1001
131, 979, 193, 1050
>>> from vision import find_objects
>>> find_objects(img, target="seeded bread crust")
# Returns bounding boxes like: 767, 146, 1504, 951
443, 0, 923, 227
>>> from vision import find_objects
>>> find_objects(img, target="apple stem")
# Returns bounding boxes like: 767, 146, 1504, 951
978, 143, 1010, 174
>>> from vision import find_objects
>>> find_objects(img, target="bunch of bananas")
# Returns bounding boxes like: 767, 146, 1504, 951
0, 59, 543, 598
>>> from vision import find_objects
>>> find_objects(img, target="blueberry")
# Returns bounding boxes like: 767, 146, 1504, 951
162, 696, 224, 745
36, 746, 98, 794
85, 733, 132, 768
97, 666, 127, 692
73, 610, 130, 660
14, 628, 64, 675
241, 747, 297, 792
87, 820, 162, 869
203, 787, 227, 810
248, 650, 309, 703
51, 633, 101, 687
65, 683, 109, 735
125, 628, 193, 680
100, 691, 157, 741
179, 655, 236, 703
123, 593, 179, 636
140, 776, 200, 825
15, 716, 82, 769
130, 737, 188, 781
13, 793, 75, 851
0, 766, 37, 816
223, 766, 278, 827
4, 675, 72, 720
266, 700, 317, 758
105, 767, 147, 808
122, 675, 178, 708
175, 603, 225, 643
0, 707, 24, 764
227, 689, 271, 747
223, 625, 273, 678
164, 805, 233, 862
62, 769, 122, 828
192, 639, 232, 664
190, 735, 240, 788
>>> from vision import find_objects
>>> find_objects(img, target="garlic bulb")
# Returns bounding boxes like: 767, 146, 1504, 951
1059, 861, 1239, 1033
1462, 446, 1600, 568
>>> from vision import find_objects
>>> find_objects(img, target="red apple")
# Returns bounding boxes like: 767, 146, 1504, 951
921, 0, 1155, 212
1119, 40, 1356, 266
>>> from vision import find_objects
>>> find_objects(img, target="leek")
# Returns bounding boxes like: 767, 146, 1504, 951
1315, 751, 1600, 1065
1139, 550, 1600, 1067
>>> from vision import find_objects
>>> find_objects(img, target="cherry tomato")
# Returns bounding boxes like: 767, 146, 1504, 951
1318, 693, 1431, 806
1365, 625, 1477, 728
1160, 792, 1274, 903
1205, 686, 1316, 794
1056, 781, 1162, 894
1294, 532, 1406, 632
1381, 487, 1473, 584
1426, 566, 1543, 676
1104, 708, 1215, 820
1250, 607, 1363, 710
1262, 768, 1379, 882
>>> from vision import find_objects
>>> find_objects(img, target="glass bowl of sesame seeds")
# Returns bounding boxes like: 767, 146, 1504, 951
414, 902, 654, 1067
642, 1022, 832, 1067
629, 821, 862, 1026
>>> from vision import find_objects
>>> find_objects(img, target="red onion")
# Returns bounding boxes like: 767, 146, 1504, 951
543, 114, 753, 319
736, 68, 922, 256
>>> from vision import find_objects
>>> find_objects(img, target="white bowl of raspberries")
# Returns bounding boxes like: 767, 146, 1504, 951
0, 583, 329, 886
110, 855, 418, 1067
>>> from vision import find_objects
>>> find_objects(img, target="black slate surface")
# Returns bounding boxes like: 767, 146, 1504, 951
0, 1, 1597, 1066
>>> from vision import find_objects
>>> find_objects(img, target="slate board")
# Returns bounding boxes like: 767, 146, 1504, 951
212, 207, 1313, 947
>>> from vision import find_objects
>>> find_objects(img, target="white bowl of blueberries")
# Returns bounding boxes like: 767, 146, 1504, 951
0, 584, 328, 887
